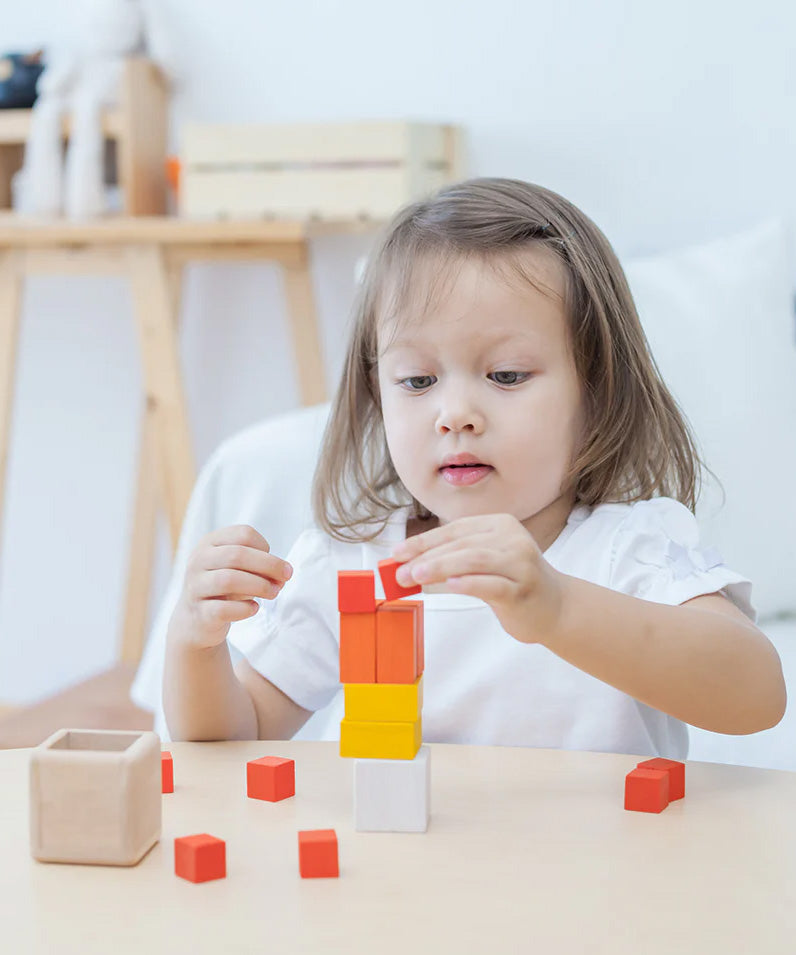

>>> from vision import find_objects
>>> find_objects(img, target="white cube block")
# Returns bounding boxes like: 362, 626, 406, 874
354, 745, 430, 832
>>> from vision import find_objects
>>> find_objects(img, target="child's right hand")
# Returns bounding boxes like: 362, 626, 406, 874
169, 525, 293, 651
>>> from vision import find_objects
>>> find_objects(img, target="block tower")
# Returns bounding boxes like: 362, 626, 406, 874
338, 559, 430, 832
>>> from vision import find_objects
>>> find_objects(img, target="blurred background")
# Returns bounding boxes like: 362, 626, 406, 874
0, 1, 793, 765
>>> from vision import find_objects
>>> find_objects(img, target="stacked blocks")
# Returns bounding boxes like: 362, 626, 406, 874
247, 756, 295, 802
339, 563, 430, 832
174, 833, 227, 883
624, 757, 686, 813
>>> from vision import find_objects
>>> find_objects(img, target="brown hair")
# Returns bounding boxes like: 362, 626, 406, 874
311, 177, 710, 543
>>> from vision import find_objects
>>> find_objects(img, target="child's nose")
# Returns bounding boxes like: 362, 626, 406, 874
434, 391, 485, 434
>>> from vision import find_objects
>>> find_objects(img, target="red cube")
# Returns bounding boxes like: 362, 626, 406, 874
624, 768, 670, 813
247, 756, 295, 802
637, 758, 685, 800
174, 833, 226, 883
378, 558, 422, 601
161, 751, 174, 793
338, 570, 376, 612
298, 829, 339, 878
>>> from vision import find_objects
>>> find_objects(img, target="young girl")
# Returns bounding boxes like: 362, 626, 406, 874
163, 177, 786, 758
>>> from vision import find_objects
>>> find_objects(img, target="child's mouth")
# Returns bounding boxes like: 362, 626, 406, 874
439, 464, 494, 486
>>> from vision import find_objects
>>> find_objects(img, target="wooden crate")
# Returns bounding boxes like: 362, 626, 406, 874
179, 121, 465, 220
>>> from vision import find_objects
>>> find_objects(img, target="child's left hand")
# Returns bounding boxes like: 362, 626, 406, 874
391, 513, 567, 645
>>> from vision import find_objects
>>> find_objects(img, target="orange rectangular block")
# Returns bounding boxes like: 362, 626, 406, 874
378, 557, 422, 600
402, 599, 424, 677
339, 609, 378, 683
376, 601, 419, 683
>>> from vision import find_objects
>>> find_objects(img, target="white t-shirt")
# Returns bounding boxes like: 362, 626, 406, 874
230, 497, 755, 760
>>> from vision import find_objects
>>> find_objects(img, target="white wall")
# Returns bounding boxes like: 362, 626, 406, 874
1, 0, 795, 702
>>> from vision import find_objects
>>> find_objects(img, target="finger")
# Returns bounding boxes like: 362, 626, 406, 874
204, 543, 293, 583
205, 524, 271, 552
392, 515, 496, 562
395, 534, 494, 585
444, 574, 515, 603
195, 568, 285, 601
200, 597, 260, 626
400, 546, 515, 587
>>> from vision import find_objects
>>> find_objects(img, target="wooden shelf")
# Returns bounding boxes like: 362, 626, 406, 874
0, 108, 125, 144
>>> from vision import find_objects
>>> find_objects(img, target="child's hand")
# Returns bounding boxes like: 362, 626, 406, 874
170, 525, 293, 651
391, 514, 566, 645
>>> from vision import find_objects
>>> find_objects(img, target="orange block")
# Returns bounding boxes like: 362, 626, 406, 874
161, 751, 173, 793
298, 829, 339, 878
378, 558, 422, 600
339, 609, 379, 682
247, 756, 295, 802
637, 758, 685, 800
338, 570, 376, 613
402, 599, 424, 677
174, 833, 226, 883
624, 768, 669, 813
376, 601, 420, 683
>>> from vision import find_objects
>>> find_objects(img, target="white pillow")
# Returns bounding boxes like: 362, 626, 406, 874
624, 220, 796, 619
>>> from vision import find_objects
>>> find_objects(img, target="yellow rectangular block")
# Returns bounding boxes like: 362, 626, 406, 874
339, 718, 422, 760
344, 676, 423, 723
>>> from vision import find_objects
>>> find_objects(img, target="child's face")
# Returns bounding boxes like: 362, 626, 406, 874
377, 251, 584, 545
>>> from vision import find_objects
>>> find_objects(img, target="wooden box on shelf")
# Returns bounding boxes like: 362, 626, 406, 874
0, 57, 168, 215
179, 120, 466, 220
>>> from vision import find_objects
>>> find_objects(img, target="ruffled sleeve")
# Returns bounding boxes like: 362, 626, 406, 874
228, 527, 340, 712
608, 498, 757, 623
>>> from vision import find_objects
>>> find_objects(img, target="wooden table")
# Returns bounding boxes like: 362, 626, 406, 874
0, 216, 378, 669
1, 740, 794, 953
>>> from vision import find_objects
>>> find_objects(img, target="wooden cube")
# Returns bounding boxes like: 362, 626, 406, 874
344, 676, 423, 723
378, 558, 422, 601
298, 829, 339, 878
376, 601, 421, 683
624, 768, 670, 813
637, 758, 685, 800
354, 745, 431, 832
174, 833, 226, 883
247, 756, 295, 802
29, 728, 161, 866
161, 751, 173, 793
339, 609, 378, 683
338, 570, 376, 613
340, 717, 422, 760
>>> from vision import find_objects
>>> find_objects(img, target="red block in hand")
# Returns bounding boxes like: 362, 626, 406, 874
298, 829, 339, 878
636, 758, 685, 800
174, 833, 226, 883
161, 751, 174, 793
247, 756, 296, 802
378, 558, 421, 600
624, 768, 670, 813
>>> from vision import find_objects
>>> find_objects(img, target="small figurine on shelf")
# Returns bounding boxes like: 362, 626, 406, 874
14, 0, 176, 220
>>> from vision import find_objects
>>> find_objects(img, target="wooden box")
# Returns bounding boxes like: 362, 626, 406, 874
179, 120, 465, 220
29, 728, 161, 865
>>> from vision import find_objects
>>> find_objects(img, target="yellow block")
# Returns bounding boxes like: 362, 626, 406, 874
339, 718, 422, 760
344, 676, 423, 722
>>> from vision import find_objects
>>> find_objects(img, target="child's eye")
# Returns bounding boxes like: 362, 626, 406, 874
400, 375, 436, 391
489, 371, 530, 386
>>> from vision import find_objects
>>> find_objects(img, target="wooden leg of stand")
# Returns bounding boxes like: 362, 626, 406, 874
281, 241, 328, 406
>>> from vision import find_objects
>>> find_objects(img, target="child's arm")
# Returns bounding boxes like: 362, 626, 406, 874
393, 513, 786, 736
547, 578, 785, 734
163, 524, 311, 741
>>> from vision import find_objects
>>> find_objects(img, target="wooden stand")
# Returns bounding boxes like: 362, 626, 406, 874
0, 216, 380, 721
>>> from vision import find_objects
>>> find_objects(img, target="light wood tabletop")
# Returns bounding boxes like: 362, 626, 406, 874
1, 740, 794, 953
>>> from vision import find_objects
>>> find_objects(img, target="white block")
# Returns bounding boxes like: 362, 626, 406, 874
354, 745, 430, 833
